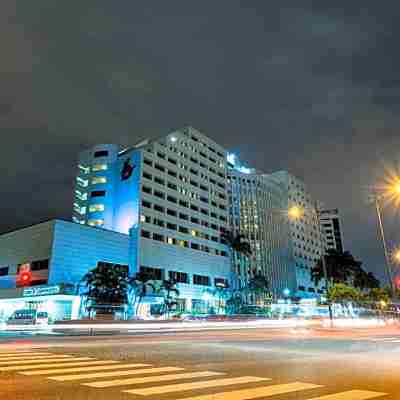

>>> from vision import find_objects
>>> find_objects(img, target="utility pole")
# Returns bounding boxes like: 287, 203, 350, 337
374, 192, 395, 297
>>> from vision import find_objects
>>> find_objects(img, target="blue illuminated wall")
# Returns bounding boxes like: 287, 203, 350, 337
112, 149, 142, 235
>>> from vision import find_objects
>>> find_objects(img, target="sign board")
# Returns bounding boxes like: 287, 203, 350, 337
23, 285, 60, 297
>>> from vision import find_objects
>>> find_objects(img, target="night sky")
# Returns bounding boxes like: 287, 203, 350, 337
2, 2, 400, 282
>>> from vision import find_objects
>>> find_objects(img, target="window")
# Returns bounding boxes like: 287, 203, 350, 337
91, 176, 107, 185
141, 230, 151, 238
89, 204, 105, 212
178, 239, 189, 248
179, 213, 188, 221
143, 158, 153, 167
190, 168, 198, 175
167, 208, 177, 217
153, 218, 164, 227
179, 226, 189, 234
168, 182, 177, 190
201, 208, 209, 216
190, 180, 198, 187
143, 172, 152, 181
154, 163, 165, 172
92, 164, 108, 172
179, 200, 189, 208
190, 204, 199, 211
154, 204, 165, 213
153, 233, 164, 242
140, 266, 164, 280
191, 242, 200, 250
0, 267, 9, 276
168, 170, 177, 178
154, 190, 165, 199
91, 190, 106, 198
142, 200, 151, 209
157, 152, 165, 159
140, 215, 151, 223
191, 217, 199, 224
88, 219, 104, 227
154, 176, 165, 185
193, 274, 210, 286
168, 157, 177, 165
142, 186, 152, 194
166, 237, 177, 245
169, 271, 188, 284
94, 150, 109, 158
214, 278, 229, 288
31, 259, 49, 271
167, 222, 177, 231
167, 195, 177, 204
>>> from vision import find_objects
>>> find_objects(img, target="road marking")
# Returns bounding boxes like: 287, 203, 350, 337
177, 382, 322, 400
0, 352, 52, 357
308, 389, 387, 400
51, 366, 186, 382
21, 363, 149, 376
85, 371, 224, 388
0, 359, 113, 371
0, 357, 80, 365
125, 376, 269, 396
0, 354, 73, 361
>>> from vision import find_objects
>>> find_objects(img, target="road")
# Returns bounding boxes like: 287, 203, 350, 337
1, 326, 400, 400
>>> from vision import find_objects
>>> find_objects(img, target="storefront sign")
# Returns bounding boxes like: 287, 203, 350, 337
23, 285, 60, 297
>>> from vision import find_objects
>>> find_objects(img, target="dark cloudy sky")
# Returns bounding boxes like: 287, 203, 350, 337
1, 1, 400, 282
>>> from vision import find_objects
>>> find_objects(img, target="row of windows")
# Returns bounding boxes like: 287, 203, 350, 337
141, 230, 228, 257
181, 130, 225, 158
140, 265, 227, 287
298, 286, 324, 294
141, 200, 227, 223
143, 161, 226, 188
142, 185, 226, 210
140, 214, 223, 242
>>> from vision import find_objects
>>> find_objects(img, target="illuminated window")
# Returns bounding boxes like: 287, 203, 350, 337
91, 176, 107, 185
88, 219, 104, 227
89, 204, 105, 212
92, 164, 108, 172
75, 190, 88, 200
76, 177, 88, 187
191, 230, 198, 237
78, 164, 90, 174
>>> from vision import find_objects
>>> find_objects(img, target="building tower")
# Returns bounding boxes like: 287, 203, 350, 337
319, 209, 344, 253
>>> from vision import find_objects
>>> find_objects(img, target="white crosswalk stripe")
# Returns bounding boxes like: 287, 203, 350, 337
177, 382, 322, 400
84, 371, 225, 388
51, 366, 186, 382
0, 359, 113, 372
21, 363, 150, 376
124, 376, 269, 396
307, 390, 387, 400
0, 352, 52, 357
0, 354, 74, 361
0, 356, 81, 365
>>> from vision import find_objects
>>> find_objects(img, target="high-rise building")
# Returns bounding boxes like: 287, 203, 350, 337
319, 209, 344, 253
227, 155, 297, 297
268, 171, 325, 297
73, 127, 231, 313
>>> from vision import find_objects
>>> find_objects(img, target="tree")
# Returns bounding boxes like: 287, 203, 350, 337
247, 273, 269, 304
128, 271, 156, 316
311, 250, 363, 287
221, 230, 252, 258
366, 287, 390, 303
159, 279, 180, 318
327, 283, 361, 304
353, 270, 380, 290
81, 264, 129, 314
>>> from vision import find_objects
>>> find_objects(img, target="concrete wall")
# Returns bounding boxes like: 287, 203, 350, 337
0, 221, 55, 288
49, 220, 130, 285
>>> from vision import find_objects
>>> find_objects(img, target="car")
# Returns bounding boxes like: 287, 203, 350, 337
35, 311, 49, 325
6, 309, 37, 325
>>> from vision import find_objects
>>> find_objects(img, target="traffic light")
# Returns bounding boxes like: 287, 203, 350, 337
19, 271, 32, 286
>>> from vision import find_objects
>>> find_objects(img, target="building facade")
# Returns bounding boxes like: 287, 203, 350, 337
227, 154, 297, 297
319, 209, 344, 253
268, 171, 325, 297
73, 127, 232, 314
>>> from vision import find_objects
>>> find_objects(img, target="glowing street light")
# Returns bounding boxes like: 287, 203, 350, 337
288, 206, 303, 220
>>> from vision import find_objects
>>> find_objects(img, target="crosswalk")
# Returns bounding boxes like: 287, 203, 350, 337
0, 350, 388, 399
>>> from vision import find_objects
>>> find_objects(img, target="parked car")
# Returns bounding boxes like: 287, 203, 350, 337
6, 309, 48, 325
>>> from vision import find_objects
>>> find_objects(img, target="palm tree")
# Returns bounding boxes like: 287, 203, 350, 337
247, 273, 269, 305
128, 271, 156, 316
81, 264, 129, 316
159, 279, 180, 318
311, 250, 362, 287
353, 269, 380, 290
221, 230, 252, 257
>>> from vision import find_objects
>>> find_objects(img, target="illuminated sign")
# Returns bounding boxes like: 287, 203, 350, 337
121, 157, 135, 181
23, 285, 60, 297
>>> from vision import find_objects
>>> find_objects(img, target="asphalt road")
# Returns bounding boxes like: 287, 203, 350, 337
1, 326, 400, 400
